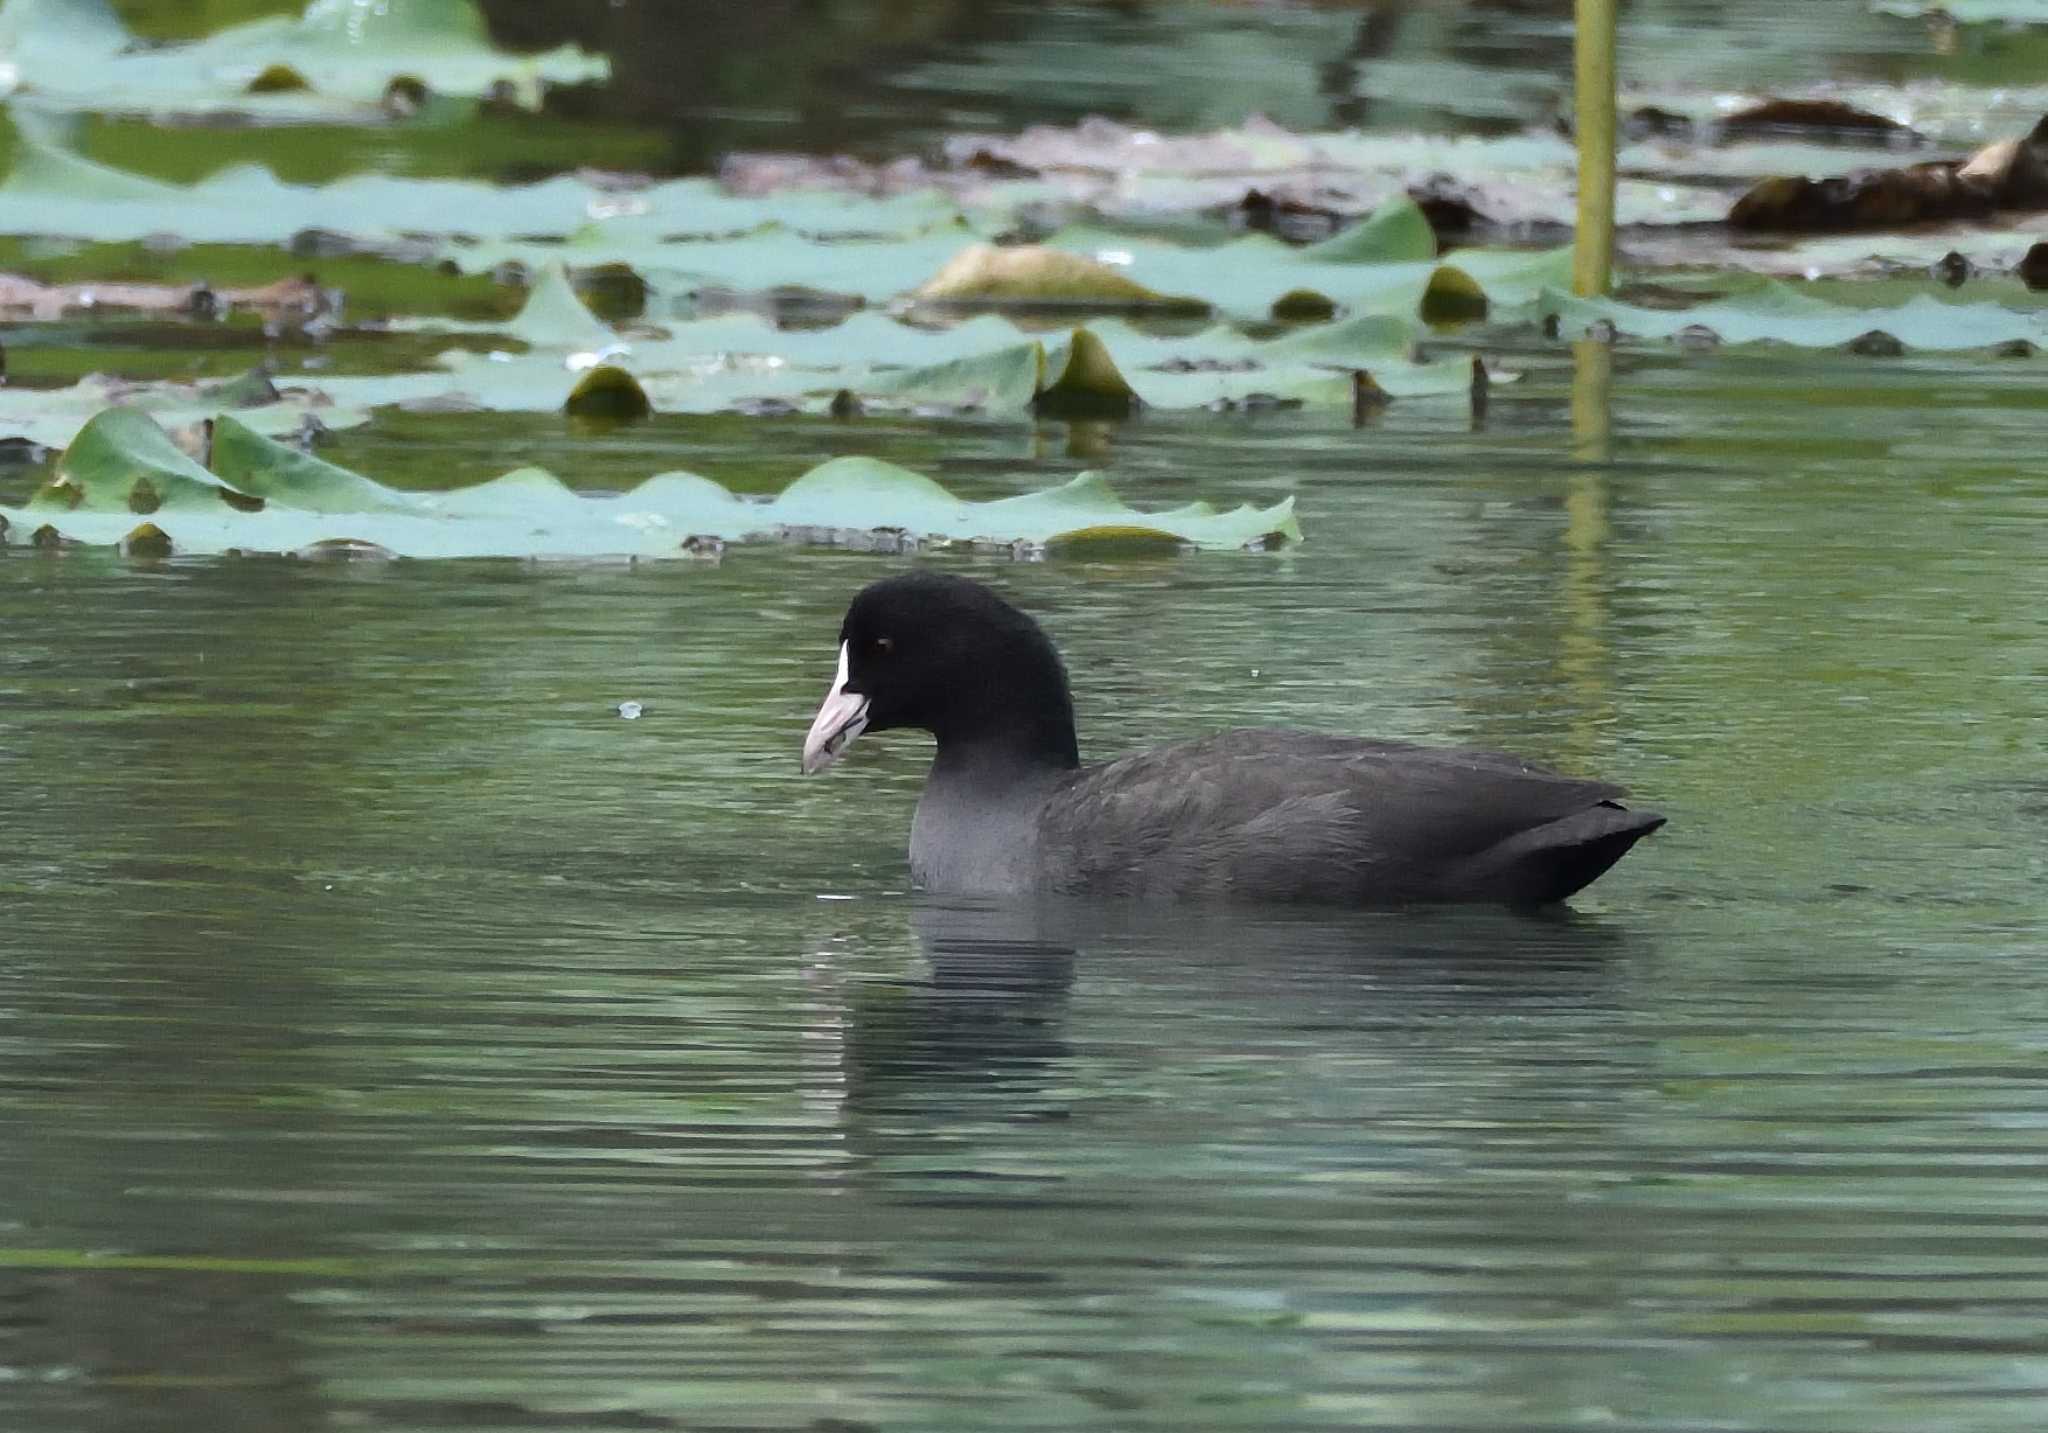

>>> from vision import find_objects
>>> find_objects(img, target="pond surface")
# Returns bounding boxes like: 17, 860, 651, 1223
3, 341, 2045, 1430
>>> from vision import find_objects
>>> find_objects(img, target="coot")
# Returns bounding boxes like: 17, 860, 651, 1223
802, 572, 1664, 905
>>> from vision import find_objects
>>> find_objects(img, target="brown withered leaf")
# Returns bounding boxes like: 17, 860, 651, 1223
1718, 99, 1923, 146
1235, 188, 1349, 243
1728, 115, 2048, 233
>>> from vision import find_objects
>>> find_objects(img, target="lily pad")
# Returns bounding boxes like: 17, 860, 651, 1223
34, 405, 244, 512
508, 265, 620, 349
0, 0, 607, 115
1300, 195, 1437, 264
208, 413, 412, 513
0, 124, 963, 247
563, 364, 652, 425
1871, 1, 2048, 20
862, 340, 1047, 411
300, 304, 1501, 418
2, 407, 1301, 558
1537, 281, 2048, 349
1034, 328, 1139, 418
0, 371, 363, 448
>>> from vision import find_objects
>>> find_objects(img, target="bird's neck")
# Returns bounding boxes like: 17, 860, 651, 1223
928, 638, 1080, 780
914, 732, 1069, 896
931, 716, 1079, 785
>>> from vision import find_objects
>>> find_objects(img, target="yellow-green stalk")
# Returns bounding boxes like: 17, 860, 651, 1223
1572, 0, 1618, 297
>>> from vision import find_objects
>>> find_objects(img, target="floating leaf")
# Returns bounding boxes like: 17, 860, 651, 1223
0, 0, 608, 115
0, 373, 361, 449
1, 408, 1300, 558
1301, 195, 1437, 264
1538, 281, 2048, 349
563, 364, 652, 425
862, 340, 1046, 411
36, 406, 244, 513
1034, 328, 1139, 418
121, 521, 173, 558
246, 63, 310, 94
1871, 0, 2048, 21
1419, 265, 1488, 323
301, 305, 1497, 418
508, 265, 618, 349
910, 242, 1205, 312
1270, 288, 1337, 321
208, 415, 412, 514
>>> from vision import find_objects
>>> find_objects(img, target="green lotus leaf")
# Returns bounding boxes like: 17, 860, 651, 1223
1538, 282, 2048, 349
1871, 0, 2048, 20
298, 304, 1498, 418
862, 340, 1047, 410
1034, 328, 1140, 418
35, 405, 246, 513
1, 113, 185, 202
120, 521, 174, 557
0, 0, 607, 114
246, 63, 310, 94
0, 373, 366, 449
1302, 195, 1437, 264
1, 408, 1301, 557
208, 414, 418, 514
1270, 288, 1337, 321
0, 0, 127, 66
0, 130, 953, 247
1419, 265, 1488, 324
509, 265, 619, 349
563, 364, 652, 424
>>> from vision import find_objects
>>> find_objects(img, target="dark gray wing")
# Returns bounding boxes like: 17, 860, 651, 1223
1035, 728, 1637, 902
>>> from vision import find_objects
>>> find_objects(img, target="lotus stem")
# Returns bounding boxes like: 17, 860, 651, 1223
1573, 0, 1618, 297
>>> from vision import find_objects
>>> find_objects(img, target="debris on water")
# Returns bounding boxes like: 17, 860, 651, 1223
296, 538, 398, 561
1241, 392, 1302, 413
617, 701, 644, 720
290, 413, 332, 450
734, 397, 803, 417
1151, 356, 1261, 373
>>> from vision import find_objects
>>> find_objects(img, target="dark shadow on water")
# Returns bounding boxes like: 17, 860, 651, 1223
842, 895, 1645, 1114
841, 899, 1080, 1109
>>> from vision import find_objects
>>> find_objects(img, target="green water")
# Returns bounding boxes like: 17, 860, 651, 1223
3, 342, 2045, 1429
6, 1, 2048, 1427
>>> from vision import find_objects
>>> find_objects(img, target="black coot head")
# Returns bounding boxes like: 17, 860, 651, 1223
802, 572, 1078, 774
